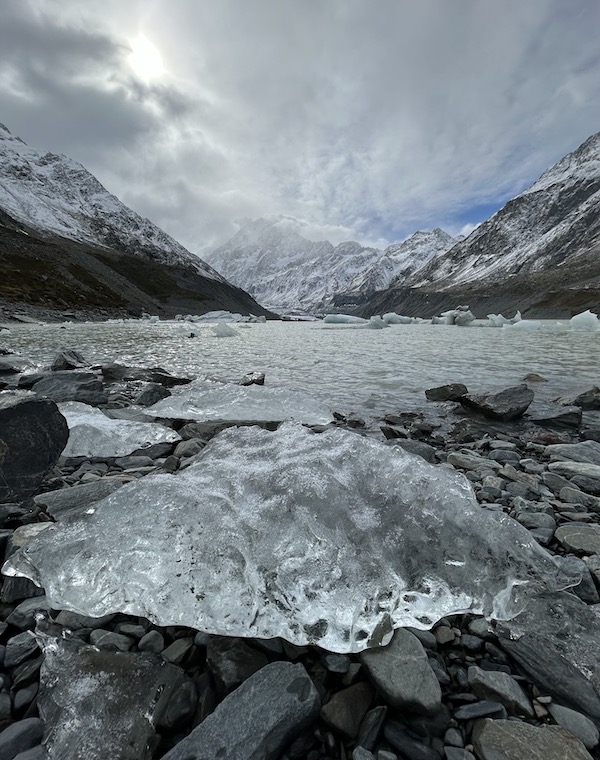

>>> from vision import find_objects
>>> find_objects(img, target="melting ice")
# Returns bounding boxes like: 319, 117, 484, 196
4, 423, 578, 653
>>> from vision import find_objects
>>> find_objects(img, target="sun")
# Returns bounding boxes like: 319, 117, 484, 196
128, 35, 165, 82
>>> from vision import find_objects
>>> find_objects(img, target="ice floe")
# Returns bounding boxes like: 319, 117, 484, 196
4, 423, 578, 653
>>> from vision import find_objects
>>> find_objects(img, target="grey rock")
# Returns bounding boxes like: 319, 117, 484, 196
4, 632, 39, 668
5, 597, 50, 630
34, 479, 124, 520
134, 383, 171, 406
240, 372, 265, 386
549, 460, 600, 480
447, 452, 501, 472
357, 705, 387, 751
50, 350, 88, 371
383, 721, 439, 760
473, 718, 593, 760
488, 450, 520, 463
461, 384, 534, 421
444, 750, 475, 760
13, 683, 39, 712
54, 611, 116, 630
0, 395, 69, 503
138, 630, 165, 653
100, 363, 191, 387
453, 700, 505, 720
173, 438, 205, 458
563, 387, 600, 410
12, 748, 46, 760
154, 680, 198, 730
425, 383, 468, 402
322, 653, 351, 673
528, 403, 582, 429
554, 555, 599, 603
496, 592, 600, 724
387, 439, 436, 463
0, 694, 11, 722
353, 748, 375, 760
555, 524, 600, 554
559, 486, 600, 511
360, 628, 441, 714
0, 719, 44, 760
547, 703, 599, 749
542, 471, 576, 495
161, 662, 320, 760
114, 455, 154, 469
89, 629, 133, 651
444, 728, 464, 747
32, 371, 107, 406
321, 681, 373, 739
547, 440, 600, 466
571, 475, 600, 495
515, 511, 556, 531
467, 665, 533, 717
161, 638, 195, 666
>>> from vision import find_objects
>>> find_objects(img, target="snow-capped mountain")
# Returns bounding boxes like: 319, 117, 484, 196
359, 130, 600, 318
0, 124, 272, 319
205, 217, 455, 312
0, 123, 222, 281
408, 131, 600, 290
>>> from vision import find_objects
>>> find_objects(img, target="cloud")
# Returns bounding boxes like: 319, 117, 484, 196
1, 0, 598, 253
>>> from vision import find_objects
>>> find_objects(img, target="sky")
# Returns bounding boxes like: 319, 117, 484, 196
1, 0, 599, 253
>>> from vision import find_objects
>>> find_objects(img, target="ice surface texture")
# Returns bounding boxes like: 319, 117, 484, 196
59, 401, 180, 457
145, 381, 333, 424
5, 424, 578, 653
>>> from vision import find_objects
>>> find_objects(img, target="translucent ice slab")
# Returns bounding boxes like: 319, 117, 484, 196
4, 423, 578, 653
59, 401, 180, 457
145, 381, 333, 424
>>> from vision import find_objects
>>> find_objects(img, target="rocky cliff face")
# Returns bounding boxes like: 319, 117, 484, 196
359, 131, 600, 318
0, 124, 272, 319
206, 217, 455, 313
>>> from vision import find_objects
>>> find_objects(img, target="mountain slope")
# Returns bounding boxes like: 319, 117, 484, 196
206, 217, 455, 312
360, 131, 600, 318
0, 124, 273, 319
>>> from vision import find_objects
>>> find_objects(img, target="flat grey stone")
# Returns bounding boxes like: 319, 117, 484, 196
321, 681, 373, 739
50, 350, 88, 372
4, 631, 39, 668
161, 661, 320, 760
555, 524, 600, 554
32, 371, 107, 406
447, 452, 501, 472
473, 718, 592, 760
546, 441, 600, 467
387, 439, 437, 463
461, 384, 534, 421
89, 629, 133, 652
206, 637, 269, 696
467, 665, 533, 717
547, 703, 599, 749
34, 479, 124, 520
360, 628, 441, 714
5, 597, 50, 630
559, 486, 600, 511
425, 384, 468, 402
12, 747, 46, 760
54, 611, 116, 630
549, 461, 600, 480
554, 555, 599, 603
0, 718, 44, 760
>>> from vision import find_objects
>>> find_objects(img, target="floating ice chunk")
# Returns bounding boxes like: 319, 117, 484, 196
211, 322, 239, 337
438, 308, 476, 326
505, 319, 542, 330
570, 310, 599, 332
511, 310, 522, 323
145, 380, 333, 424
364, 316, 390, 329
382, 313, 413, 324
323, 314, 368, 324
487, 313, 512, 327
4, 423, 578, 654
35, 622, 190, 760
58, 401, 180, 458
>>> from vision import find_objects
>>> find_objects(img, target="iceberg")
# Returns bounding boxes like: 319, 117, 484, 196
487, 313, 512, 328
4, 423, 578, 654
59, 401, 180, 458
364, 316, 390, 329
505, 319, 542, 330
145, 381, 333, 424
323, 314, 368, 324
570, 309, 599, 332
211, 322, 239, 337
382, 313, 413, 325
438, 308, 476, 326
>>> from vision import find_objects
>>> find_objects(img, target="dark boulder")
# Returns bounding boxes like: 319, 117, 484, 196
425, 383, 468, 402
134, 383, 171, 407
100, 363, 191, 387
50, 349, 89, 371
0, 394, 68, 502
563, 387, 600, 410
460, 384, 534, 421
32, 371, 108, 406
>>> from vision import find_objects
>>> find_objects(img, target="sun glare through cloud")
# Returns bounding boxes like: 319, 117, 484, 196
128, 35, 165, 82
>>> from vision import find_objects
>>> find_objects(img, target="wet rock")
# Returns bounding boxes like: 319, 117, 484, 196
138, 630, 165, 654
563, 387, 600, 410
425, 384, 468, 402
360, 628, 442, 714
496, 592, 600, 724
161, 662, 320, 760
33, 479, 124, 521
32, 371, 107, 406
460, 384, 534, 421
467, 665, 533, 717
0, 718, 44, 760
240, 372, 265, 386
386, 439, 437, 463
54, 611, 115, 630
320, 681, 373, 739
0, 395, 68, 503
548, 460, 600, 480
453, 700, 505, 720
50, 350, 88, 371
547, 440, 600, 466
100, 363, 191, 387
89, 629, 133, 652
383, 721, 439, 760
528, 404, 582, 429
134, 383, 171, 406
5, 597, 51, 630
444, 750, 475, 760
4, 632, 39, 668
206, 637, 269, 696
356, 705, 387, 751
473, 718, 593, 760
559, 487, 600, 511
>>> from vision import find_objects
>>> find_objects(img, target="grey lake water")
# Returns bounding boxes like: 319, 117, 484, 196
2, 319, 599, 423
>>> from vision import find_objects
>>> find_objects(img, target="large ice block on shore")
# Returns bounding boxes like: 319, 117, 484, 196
59, 401, 180, 457
145, 381, 333, 424
4, 423, 578, 653
323, 314, 368, 324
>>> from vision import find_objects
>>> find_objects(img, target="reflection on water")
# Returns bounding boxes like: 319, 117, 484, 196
2, 320, 599, 420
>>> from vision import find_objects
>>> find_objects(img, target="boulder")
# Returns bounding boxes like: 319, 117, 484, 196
473, 718, 592, 760
32, 371, 107, 406
528, 403, 582, 429
134, 383, 171, 406
0, 394, 68, 502
425, 383, 468, 402
162, 662, 320, 760
50, 350, 88, 371
100, 363, 191, 387
460, 384, 534, 421
563, 387, 600, 410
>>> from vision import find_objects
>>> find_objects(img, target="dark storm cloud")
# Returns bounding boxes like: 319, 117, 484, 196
1, 0, 599, 251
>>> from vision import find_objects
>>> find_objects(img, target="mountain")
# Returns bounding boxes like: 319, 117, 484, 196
360, 131, 600, 318
205, 217, 455, 313
0, 124, 272, 320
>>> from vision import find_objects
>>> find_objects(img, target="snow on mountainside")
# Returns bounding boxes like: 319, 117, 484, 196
205, 217, 455, 312
0, 123, 223, 282
407, 131, 600, 291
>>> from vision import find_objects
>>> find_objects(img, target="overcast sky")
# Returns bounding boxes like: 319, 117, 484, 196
1, 0, 599, 252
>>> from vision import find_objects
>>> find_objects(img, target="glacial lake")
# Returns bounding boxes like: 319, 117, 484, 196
1, 319, 599, 423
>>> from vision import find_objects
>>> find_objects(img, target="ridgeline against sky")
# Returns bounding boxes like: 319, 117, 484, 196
1, 0, 598, 251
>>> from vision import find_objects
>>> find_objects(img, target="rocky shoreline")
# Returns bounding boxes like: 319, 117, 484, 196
1, 350, 600, 759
